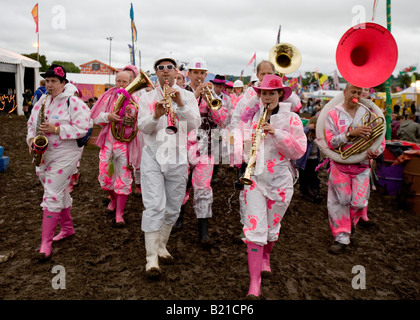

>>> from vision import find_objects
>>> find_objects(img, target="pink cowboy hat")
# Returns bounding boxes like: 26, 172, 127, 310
252, 74, 292, 100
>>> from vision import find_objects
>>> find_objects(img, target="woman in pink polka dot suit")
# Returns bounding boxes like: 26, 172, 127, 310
26, 64, 92, 261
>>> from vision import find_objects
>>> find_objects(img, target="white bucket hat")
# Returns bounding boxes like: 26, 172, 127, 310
186, 57, 208, 71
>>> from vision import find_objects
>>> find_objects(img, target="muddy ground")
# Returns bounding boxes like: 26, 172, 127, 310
0, 114, 419, 303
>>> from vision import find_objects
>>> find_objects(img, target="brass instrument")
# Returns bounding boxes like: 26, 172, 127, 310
32, 95, 49, 166
316, 22, 396, 164
269, 43, 302, 75
163, 78, 178, 134
199, 80, 222, 111
240, 104, 269, 185
111, 69, 153, 142
336, 101, 385, 160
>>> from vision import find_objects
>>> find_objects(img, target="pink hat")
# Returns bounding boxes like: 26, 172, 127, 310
123, 65, 139, 77
252, 74, 292, 100
225, 81, 234, 88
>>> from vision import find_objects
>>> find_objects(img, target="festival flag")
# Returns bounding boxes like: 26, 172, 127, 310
333, 70, 340, 90
399, 65, 417, 74
245, 53, 256, 68
128, 44, 134, 65
240, 70, 244, 80
319, 74, 328, 85
31, 3, 39, 33
276, 25, 281, 44
129, 3, 136, 65
321, 79, 330, 90
289, 77, 298, 89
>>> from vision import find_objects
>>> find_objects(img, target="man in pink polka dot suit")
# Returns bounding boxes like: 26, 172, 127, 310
26, 64, 93, 261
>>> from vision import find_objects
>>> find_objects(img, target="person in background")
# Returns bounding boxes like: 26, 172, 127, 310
224, 81, 234, 96
175, 71, 186, 88
296, 116, 321, 203
32, 80, 47, 106
175, 57, 228, 247
397, 113, 420, 143
209, 74, 232, 184
23, 88, 33, 120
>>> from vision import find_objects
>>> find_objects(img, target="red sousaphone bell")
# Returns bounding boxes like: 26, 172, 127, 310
336, 22, 398, 88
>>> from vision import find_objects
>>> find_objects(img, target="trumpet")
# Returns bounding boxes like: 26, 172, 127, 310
240, 104, 269, 185
32, 95, 49, 166
163, 78, 178, 134
199, 80, 222, 111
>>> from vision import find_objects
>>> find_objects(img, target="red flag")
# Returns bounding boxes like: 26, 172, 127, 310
245, 53, 256, 68
31, 4, 39, 33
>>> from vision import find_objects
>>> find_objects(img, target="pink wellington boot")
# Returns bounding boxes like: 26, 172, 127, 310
261, 242, 274, 274
107, 190, 117, 211
114, 194, 127, 227
38, 210, 60, 261
53, 206, 75, 241
246, 242, 264, 299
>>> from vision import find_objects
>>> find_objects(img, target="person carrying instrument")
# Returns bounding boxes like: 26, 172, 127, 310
174, 57, 228, 246
240, 74, 306, 299
90, 71, 142, 227
137, 52, 201, 279
324, 83, 385, 254
26, 64, 92, 261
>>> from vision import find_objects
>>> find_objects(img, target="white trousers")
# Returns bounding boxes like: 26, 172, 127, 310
140, 147, 188, 232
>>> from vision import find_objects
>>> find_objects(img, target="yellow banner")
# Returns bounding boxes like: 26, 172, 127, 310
319, 74, 328, 84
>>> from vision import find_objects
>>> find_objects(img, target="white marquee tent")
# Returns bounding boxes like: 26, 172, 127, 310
0, 48, 41, 115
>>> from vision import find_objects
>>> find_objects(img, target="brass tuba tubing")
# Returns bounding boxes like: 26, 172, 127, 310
336, 102, 385, 160
111, 70, 153, 142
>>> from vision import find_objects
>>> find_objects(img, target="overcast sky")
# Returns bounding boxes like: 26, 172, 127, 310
1, 0, 419, 79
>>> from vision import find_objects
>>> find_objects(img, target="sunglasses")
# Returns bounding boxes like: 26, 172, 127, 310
156, 65, 175, 71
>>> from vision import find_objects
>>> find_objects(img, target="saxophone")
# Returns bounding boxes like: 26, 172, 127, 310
31, 95, 49, 166
240, 104, 269, 185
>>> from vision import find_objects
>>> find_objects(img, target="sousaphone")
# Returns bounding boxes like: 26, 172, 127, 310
269, 42, 302, 75
316, 22, 398, 164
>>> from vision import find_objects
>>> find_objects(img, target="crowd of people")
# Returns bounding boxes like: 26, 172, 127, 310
25, 56, 418, 299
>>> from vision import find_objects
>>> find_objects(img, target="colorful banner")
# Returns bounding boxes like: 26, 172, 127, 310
319, 74, 328, 85
76, 84, 107, 100
289, 77, 298, 89
276, 25, 281, 44
399, 65, 417, 74
245, 53, 256, 68
31, 3, 39, 33
130, 3, 137, 66
128, 44, 134, 65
